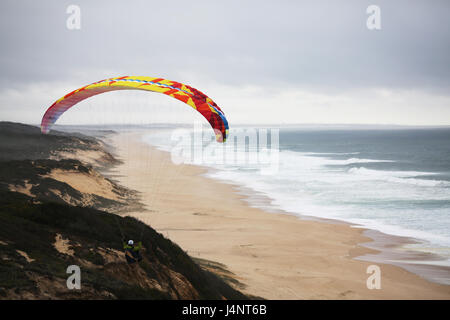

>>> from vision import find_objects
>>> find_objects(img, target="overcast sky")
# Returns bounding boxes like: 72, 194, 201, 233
1, 0, 449, 126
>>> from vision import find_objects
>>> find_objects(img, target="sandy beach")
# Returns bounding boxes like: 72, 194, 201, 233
107, 131, 450, 299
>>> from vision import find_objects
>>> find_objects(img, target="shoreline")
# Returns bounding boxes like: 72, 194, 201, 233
226, 179, 450, 286
204, 173, 450, 286
105, 130, 450, 299
184, 134, 450, 286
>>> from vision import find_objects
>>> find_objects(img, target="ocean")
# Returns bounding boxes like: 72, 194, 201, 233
142, 125, 450, 269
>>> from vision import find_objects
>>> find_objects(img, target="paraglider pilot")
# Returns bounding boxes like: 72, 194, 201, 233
123, 239, 143, 264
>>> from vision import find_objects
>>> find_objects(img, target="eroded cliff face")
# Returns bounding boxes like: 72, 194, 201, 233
2, 234, 199, 300
0, 191, 245, 300
0, 122, 247, 300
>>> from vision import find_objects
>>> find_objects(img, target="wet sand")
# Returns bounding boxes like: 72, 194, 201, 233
107, 131, 450, 299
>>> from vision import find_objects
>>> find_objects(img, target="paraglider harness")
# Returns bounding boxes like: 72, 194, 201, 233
114, 213, 147, 265
123, 240, 143, 264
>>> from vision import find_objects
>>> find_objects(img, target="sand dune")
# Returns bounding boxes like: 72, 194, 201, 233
46, 168, 121, 202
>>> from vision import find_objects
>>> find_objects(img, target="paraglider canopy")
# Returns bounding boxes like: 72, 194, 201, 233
41, 76, 229, 142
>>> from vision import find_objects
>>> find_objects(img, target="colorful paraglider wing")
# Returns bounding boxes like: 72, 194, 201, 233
41, 76, 229, 142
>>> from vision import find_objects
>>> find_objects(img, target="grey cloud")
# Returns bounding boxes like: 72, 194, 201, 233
0, 0, 449, 92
